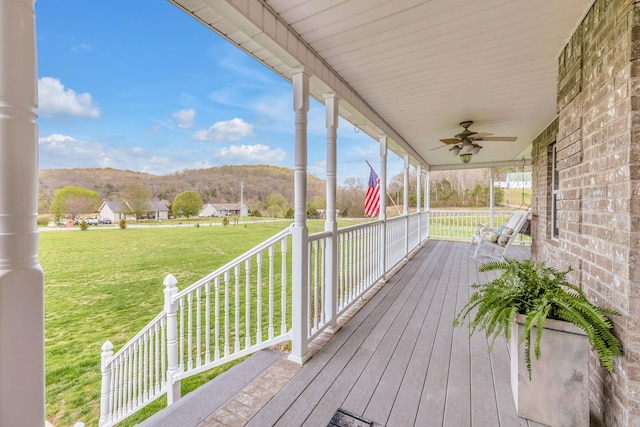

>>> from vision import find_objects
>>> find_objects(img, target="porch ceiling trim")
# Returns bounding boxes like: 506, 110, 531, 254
170, 0, 429, 167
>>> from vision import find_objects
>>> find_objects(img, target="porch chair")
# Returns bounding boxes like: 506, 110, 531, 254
470, 210, 529, 261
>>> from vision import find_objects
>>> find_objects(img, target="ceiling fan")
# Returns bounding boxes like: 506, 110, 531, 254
433, 121, 518, 159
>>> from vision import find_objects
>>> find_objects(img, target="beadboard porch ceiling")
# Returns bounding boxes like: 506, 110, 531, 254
169, 0, 592, 170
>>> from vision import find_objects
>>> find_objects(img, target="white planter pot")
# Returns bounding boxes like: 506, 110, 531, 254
510, 314, 589, 427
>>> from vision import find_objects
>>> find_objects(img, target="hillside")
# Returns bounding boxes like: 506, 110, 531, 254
39, 165, 327, 213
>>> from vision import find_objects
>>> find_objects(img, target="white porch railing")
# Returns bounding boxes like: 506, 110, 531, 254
98, 209, 524, 426
99, 226, 294, 427
429, 209, 532, 245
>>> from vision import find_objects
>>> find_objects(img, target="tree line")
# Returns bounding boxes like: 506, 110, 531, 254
41, 166, 519, 221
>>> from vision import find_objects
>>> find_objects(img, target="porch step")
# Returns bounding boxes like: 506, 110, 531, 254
137, 349, 284, 427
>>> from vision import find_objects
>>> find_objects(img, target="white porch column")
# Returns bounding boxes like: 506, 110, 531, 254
403, 154, 409, 256
323, 93, 338, 331
379, 136, 387, 277
490, 168, 495, 228
0, 1, 45, 426
289, 68, 310, 364
416, 165, 422, 241
378, 136, 387, 221
416, 165, 422, 214
403, 154, 409, 216
425, 170, 430, 237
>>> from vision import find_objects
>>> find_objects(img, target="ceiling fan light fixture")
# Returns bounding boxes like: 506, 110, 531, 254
449, 145, 462, 155
471, 144, 482, 155
460, 153, 472, 163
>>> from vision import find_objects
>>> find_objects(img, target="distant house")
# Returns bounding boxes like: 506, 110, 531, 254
98, 200, 169, 222
199, 203, 248, 218
147, 201, 170, 220
505, 172, 532, 189
98, 201, 123, 223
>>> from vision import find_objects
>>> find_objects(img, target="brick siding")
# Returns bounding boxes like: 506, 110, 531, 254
531, 0, 638, 425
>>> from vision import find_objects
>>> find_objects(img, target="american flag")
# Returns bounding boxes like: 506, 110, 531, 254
364, 167, 380, 217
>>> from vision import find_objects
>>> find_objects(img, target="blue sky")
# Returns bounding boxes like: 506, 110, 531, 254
35, 1, 404, 185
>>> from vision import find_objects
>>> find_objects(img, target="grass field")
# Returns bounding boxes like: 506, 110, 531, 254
42, 221, 292, 426
41, 219, 367, 426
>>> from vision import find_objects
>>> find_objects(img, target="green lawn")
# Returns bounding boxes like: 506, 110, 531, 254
42, 221, 298, 426
42, 219, 366, 426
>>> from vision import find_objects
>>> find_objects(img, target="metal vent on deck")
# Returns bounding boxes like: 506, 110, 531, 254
328, 408, 382, 427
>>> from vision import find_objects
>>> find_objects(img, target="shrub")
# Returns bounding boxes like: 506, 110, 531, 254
222, 217, 229, 227
119, 219, 127, 229
78, 220, 89, 231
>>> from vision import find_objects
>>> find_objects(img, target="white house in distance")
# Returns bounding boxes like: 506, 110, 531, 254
199, 203, 248, 218
98, 201, 170, 222
495, 172, 532, 189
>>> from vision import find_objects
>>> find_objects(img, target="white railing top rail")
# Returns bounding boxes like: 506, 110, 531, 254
337, 218, 381, 234
308, 230, 332, 242
173, 224, 294, 300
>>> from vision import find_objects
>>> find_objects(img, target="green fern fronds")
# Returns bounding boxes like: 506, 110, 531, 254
454, 258, 623, 378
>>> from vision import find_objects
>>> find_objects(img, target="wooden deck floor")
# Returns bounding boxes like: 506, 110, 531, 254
141, 240, 541, 427
244, 240, 539, 427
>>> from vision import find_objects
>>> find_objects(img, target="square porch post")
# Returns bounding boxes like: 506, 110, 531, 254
289, 68, 310, 364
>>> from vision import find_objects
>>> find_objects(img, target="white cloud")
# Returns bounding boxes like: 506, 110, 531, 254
172, 109, 196, 129
38, 77, 100, 119
214, 144, 286, 164
193, 118, 253, 142
38, 133, 215, 175
38, 133, 77, 147
145, 125, 162, 135
71, 43, 92, 52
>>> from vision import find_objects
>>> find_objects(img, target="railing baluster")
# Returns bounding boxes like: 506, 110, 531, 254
245, 259, 251, 349
136, 342, 142, 405
116, 358, 123, 418
187, 293, 193, 371
281, 237, 287, 335
320, 238, 326, 324
257, 252, 263, 344
196, 288, 202, 368
153, 323, 159, 393
214, 277, 220, 360
179, 299, 185, 371
268, 245, 275, 339
109, 358, 116, 420
126, 348, 133, 412
310, 241, 315, 333
224, 271, 230, 357
143, 332, 149, 401
160, 317, 166, 385
205, 283, 210, 364
234, 265, 241, 353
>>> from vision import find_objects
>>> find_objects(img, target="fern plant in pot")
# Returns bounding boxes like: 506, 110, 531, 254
454, 258, 622, 427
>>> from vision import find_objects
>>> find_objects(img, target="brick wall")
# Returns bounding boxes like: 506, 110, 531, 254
531, 0, 637, 425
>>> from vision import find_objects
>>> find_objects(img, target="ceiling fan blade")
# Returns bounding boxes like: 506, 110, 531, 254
468, 132, 494, 139
430, 144, 454, 151
473, 136, 518, 142
439, 138, 462, 145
